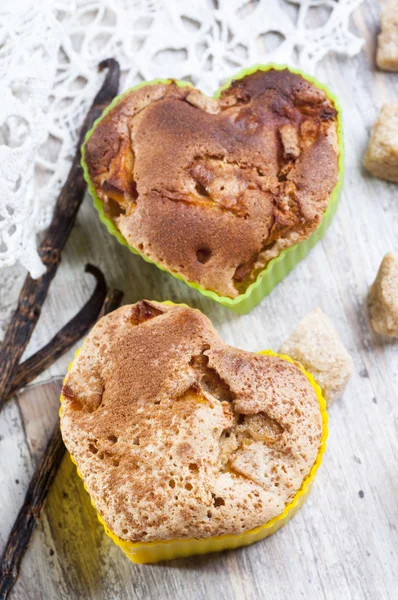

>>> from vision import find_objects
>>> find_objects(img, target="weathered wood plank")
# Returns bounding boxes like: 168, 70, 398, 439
1, 3, 397, 599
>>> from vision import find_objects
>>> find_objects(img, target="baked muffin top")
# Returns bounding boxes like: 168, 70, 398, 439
60, 301, 322, 542
84, 69, 339, 298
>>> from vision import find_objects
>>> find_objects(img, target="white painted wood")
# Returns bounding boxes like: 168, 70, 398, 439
1, 3, 398, 598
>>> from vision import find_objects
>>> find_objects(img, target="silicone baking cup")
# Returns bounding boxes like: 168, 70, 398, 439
82, 64, 344, 315
60, 348, 328, 564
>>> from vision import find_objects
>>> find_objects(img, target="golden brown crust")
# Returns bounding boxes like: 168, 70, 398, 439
85, 70, 339, 297
60, 301, 322, 543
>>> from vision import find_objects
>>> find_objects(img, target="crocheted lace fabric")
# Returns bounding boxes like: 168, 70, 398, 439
0, 0, 363, 334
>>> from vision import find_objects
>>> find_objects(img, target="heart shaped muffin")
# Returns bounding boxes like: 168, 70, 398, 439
60, 301, 327, 563
82, 66, 342, 311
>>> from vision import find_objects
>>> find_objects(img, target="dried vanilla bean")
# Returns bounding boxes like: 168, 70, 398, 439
6, 264, 108, 402
0, 286, 123, 600
0, 58, 120, 413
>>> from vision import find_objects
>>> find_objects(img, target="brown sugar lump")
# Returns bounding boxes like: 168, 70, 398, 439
60, 301, 326, 562
363, 104, 398, 182
369, 251, 398, 337
83, 68, 340, 299
376, 0, 398, 71
279, 307, 353, 406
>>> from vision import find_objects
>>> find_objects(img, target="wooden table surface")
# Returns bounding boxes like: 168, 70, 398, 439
1, 2, 397, 599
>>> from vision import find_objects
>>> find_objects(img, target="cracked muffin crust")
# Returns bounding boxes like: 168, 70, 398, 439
84, 68, 340, 298
60, 301, 323, 543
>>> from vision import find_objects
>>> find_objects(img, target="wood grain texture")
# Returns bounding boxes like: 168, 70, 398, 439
1, 2, 397, 599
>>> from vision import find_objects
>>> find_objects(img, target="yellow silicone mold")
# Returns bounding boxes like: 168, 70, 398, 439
81, 63, 344, 314
60, 346, 327, 564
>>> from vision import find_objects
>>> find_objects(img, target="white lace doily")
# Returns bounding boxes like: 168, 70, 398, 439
0, 0, 363, 313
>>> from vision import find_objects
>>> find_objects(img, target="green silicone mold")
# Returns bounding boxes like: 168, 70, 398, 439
82, 64, 344, 314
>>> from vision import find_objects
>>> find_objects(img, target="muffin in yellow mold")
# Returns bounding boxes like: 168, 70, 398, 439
60, 301, 327, 564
